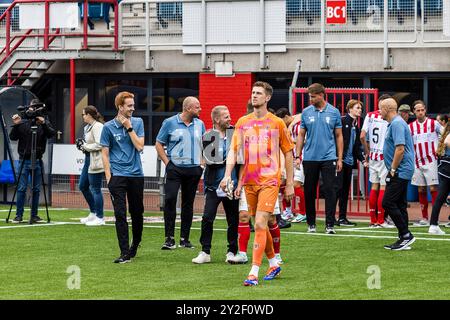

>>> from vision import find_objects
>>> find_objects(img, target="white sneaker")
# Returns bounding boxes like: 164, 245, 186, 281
428, 225, 446, 235
445, 222, 450, 228
80, 212, 96, 224
274, 253, 283, 264
307, 225, 316, 233
225, 252, 235, 263
379, 222, 395, 228
369, 224, 381, 228
85, 217, 105, 226
281, 208, 294, 221
292, 214, 307, 223
228, 252, 248, 264
192, 251, 211, 264
413, 219, 430, 226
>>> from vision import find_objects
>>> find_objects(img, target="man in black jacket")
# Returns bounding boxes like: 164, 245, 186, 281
192, 105, 239, 264
335, 99, 367, 226
9, 99, 56, 223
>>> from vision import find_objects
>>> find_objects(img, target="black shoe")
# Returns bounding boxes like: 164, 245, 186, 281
325, 225, 336, 234
113, 254, 131, 264
12, 216, 23, 223
337, 218, 356, 227
161, 237, 176, 250
129, 243, 141, 258
278, 219, 291, 229
179, 238, 195, 249
31, 216, 43, 223
384, 234, 415, 251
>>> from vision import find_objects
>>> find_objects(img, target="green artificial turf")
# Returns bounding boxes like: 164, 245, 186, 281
0, 208, 449, 300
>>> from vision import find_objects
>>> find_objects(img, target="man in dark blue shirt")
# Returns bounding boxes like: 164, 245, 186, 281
192, 105, 239, 264
100, 91, 145, 263
155, 97, 205, 250
296, 83, 344, 234
380, 98, 416, 250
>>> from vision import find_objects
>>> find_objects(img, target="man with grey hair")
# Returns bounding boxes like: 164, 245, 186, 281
156, 96, 205, 250
380, 98, 416, 250
192, 105, 240, 264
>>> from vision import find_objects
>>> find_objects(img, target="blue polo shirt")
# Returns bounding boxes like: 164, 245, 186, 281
300, 103, 342, 161
383, 115, 415, 180
156, 114, 205, 167
100, 117, 144, 177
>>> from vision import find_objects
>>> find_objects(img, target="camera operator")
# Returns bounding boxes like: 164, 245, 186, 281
9, 99, 56, 223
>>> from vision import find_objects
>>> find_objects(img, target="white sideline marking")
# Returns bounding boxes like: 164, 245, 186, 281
0, 208, 69, 212
1, 220, 449, 242
0, 221, 72, 229
336, 228, 450, 237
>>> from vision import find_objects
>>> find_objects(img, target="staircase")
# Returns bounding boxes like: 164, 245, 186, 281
0, 0, 123, 89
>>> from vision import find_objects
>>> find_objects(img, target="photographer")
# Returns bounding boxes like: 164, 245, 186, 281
9, 99, 56, 223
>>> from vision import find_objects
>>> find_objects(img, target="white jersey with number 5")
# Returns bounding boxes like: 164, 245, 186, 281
361, 110, 388, 161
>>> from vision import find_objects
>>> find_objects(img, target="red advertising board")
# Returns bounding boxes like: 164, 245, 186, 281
326, 0, 347, 24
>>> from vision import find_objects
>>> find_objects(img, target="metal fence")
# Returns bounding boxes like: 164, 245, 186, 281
118, 0, 449, 70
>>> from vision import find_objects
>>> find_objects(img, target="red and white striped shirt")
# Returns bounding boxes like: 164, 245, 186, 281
291, 120, 302, 158
361, 110, 388, 161
409, 118, 441, 168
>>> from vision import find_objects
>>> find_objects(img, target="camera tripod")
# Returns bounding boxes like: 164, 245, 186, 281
6, 121, 50, 224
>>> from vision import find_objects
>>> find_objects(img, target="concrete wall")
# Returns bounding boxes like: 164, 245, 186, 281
47, 47, 450, 74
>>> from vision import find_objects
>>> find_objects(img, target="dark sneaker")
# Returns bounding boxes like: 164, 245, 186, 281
249, 221, 255, 232
179, 239, 195, 249
325, 226, 336, 234
31, 216, 43, 223
12, 216, 23, 223
161, 237, 176, 250
384, 234, 415, 251
278, 218, 292, 229
129, 243, 141, 258
337, 218, 356, 227
113, 254, 131, 264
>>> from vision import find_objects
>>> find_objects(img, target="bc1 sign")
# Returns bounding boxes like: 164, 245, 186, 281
326, 0, 347, 24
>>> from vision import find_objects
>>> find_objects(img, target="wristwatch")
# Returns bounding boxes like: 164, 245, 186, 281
390, 168, 396, 174
126, 127, 133, 133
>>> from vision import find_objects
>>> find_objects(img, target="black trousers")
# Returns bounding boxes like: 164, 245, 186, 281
164, 162, 203, 240
430, 175, 450, 226
382, 175, 410, 237
335, 163, 353, 220
303, 160, 337, 227
108, 176, 144, 255
200, 189, 239, 254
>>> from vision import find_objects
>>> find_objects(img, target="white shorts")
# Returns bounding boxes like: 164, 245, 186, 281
369, 159, 388, 186
411, 161, 439, 186
239, 188, 280, 215
294, 165, 305, 184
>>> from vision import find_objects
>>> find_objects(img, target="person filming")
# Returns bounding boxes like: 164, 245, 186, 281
9, 99, 56, 223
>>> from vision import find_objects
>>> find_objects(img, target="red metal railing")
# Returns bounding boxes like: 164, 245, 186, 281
0, 0, 119, 84
291, 87, 379, 216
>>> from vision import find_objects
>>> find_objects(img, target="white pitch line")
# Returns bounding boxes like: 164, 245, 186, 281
0, 208, 69, 212
1, 221, 450, 242
336, 227, 450, 237
0, 221, 72, 229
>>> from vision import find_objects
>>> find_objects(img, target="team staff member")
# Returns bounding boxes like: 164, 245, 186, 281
156, 97, 205, 250
380, 98, 416, 250
100, 92, 145, 263
221, 81, 294, 286
334, 99, 367, 227
409, 100, 442, 226
192, 105, 240, 264
296, 83, 344, 234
